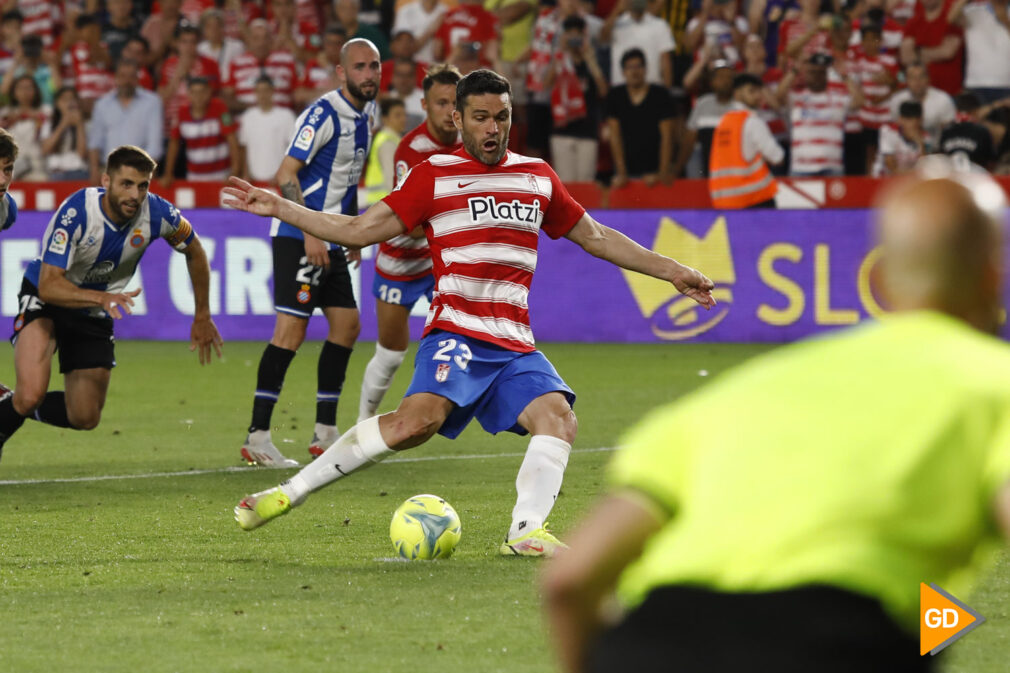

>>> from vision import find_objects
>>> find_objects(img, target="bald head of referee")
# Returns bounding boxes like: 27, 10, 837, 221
543, 160, 1010, 673
877, 167, 1004, 333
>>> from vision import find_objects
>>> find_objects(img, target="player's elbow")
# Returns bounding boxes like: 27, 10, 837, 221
37, 278, 57, 304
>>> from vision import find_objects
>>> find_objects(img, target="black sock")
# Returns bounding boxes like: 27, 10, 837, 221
249, 344, 296, 433
0, 395, 26, 446
316, 341, 352, 426
31, 391, 73, 428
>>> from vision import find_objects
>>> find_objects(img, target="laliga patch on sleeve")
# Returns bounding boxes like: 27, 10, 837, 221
394, 160, 409, 187
294, 125, 315, 151
49, 228, 69, 255
393, 166, 413, 192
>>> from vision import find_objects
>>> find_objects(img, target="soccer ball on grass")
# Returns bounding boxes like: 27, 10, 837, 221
389, 494, 462, 560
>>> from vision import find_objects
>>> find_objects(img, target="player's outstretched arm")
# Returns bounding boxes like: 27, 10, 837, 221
565, 214, 717, 309
223, 177, 407, 247
180, 231, 224, 365
38, 263, 141, 319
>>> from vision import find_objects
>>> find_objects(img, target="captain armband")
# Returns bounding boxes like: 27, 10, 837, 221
166, 218, 195, 251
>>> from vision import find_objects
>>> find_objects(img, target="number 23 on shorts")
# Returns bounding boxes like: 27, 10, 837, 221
432, 338, 472, 370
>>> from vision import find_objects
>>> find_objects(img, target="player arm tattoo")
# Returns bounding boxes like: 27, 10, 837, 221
280, 179, 306, 207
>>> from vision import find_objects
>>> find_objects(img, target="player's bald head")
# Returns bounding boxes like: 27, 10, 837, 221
877, 162, 1005, 330
340, 38, 380, 68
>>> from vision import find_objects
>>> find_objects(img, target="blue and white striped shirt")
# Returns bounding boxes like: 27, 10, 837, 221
25, 187, 194, 317
270, 89, 376, 245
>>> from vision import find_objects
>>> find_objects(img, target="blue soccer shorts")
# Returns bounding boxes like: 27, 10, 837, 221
404, 330, 576, 439
372, 273, 435, 310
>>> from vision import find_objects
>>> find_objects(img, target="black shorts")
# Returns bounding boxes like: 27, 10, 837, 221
588, 584, 932, 673
272, 236, 357, 318
11, 279, 116, 374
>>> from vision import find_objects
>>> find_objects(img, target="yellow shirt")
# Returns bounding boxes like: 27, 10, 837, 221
609, 311, 1010, 631
485, 0, 533, 62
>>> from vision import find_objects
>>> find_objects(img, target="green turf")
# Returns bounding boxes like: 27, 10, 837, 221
0, 341, 1005, 672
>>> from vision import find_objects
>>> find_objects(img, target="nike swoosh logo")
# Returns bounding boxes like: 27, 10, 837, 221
528, 543, 544, 553
457, 181, 478, 189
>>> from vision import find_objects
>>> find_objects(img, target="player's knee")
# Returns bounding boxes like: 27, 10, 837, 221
271, 319, 308, 350
12, 387, 45, 415
556, 407, 578, 445
68, 408, 101, 430
533, 401, 577, 444
336, 315, 361, 343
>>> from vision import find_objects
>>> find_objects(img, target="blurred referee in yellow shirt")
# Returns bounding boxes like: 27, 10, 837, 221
543, 159, 1010, 673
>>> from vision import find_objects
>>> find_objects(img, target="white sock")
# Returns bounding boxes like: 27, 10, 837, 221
281, 415, 393, 504
313, 422, 339, 442
358, 344, 407, 422
508, 435, 571, 540
247, 429, 271, 443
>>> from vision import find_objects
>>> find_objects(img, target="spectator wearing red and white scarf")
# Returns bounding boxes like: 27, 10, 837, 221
548, 15, 608, 182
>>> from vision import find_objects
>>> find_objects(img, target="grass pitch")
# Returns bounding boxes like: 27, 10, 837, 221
0, 341, 1006, 672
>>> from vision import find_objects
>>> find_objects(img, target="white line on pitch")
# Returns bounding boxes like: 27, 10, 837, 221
0, 447, 616, 486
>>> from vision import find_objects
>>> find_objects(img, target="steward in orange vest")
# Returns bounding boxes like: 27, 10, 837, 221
709, 74, 785, 209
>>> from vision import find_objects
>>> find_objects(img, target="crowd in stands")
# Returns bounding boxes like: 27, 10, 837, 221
0, 0, 1008, 186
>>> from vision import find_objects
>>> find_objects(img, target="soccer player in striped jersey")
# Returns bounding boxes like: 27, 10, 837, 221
0, 145, 222, 461
0, 128, 20, 233
239, 38, 380, 468
228, 70, 715, 556
356, 63, 462, 427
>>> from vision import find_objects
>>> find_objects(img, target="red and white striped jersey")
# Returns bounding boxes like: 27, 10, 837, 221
159, 54, 221, 129
788, 80, 851, 174
20, 0, 61, 48
223, 51, 298, 109
382, 148, 586, 352
70, 41, 114, 103
376, 123, 462, 282
847, 46, 898, 129
171, 97, 237, 180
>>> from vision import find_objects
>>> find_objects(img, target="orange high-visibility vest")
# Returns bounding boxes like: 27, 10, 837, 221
709, 109, 778, 209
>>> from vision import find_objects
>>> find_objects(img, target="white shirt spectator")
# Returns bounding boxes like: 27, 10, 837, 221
733, 103, 785, 165
960, 0, 1010, 89
889, 86, 956, 148
685, 14, 749, 65
609, 13, 676, 86
872, 123, 923, 176
393, 1, 448, 63
238, 105, 296, 181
